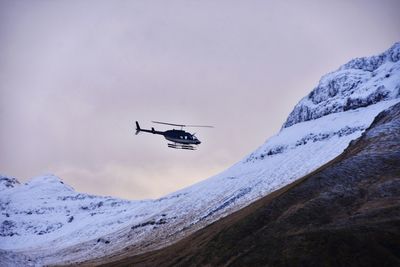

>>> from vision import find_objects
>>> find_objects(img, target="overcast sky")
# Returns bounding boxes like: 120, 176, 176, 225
1, 0, 399, 200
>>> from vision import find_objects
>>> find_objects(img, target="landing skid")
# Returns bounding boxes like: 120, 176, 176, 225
168, 143, 196, 150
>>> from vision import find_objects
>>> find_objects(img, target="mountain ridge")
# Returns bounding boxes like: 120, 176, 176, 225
1, 42, 399, 266
283, 42, 400, 128
100, 102, 400, 267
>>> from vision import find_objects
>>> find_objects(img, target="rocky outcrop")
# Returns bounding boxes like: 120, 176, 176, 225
0, 175, 20, 191
283, 42, 400, 128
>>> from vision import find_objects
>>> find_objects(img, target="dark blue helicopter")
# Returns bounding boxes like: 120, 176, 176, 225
135, 121, 213, 150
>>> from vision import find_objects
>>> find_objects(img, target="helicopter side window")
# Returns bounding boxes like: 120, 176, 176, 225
184, 136, 187, 139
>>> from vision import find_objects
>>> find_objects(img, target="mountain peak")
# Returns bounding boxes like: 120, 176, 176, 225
28, 173, 64, 184
340, 42, 400, 72
283, 42, 400, 128
24, 174, 75, 193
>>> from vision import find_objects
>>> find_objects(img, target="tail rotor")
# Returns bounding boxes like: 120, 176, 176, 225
135, 121, 141, 135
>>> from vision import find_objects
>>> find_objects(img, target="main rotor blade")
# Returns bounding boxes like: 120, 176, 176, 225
152, 121, 214, 128
185, 125, 214, 128
152, 121, 185, 127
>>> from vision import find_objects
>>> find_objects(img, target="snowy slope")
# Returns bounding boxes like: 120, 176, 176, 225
1, 42, 399, 266
0, 175, 152, 249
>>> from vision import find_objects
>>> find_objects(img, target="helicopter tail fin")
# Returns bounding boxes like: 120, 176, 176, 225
135, 121, 141, 135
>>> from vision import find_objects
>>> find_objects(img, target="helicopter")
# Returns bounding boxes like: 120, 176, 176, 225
135, 121, 213, 150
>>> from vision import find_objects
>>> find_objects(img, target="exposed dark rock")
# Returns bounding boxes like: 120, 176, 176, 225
36, 222, 63, 235
97, 238, 111, 244
130, 218, 169, 231
0, 175, 20, 190
0, 220, 17, 237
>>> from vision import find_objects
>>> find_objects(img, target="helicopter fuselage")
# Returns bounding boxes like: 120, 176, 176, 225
163, 129, 201, 145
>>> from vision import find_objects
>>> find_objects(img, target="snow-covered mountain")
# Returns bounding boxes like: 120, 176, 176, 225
283, 42, 400, 128
1, 42, 399, 266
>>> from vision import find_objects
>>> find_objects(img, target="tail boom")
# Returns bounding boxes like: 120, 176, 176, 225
135, 121, 164, 135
